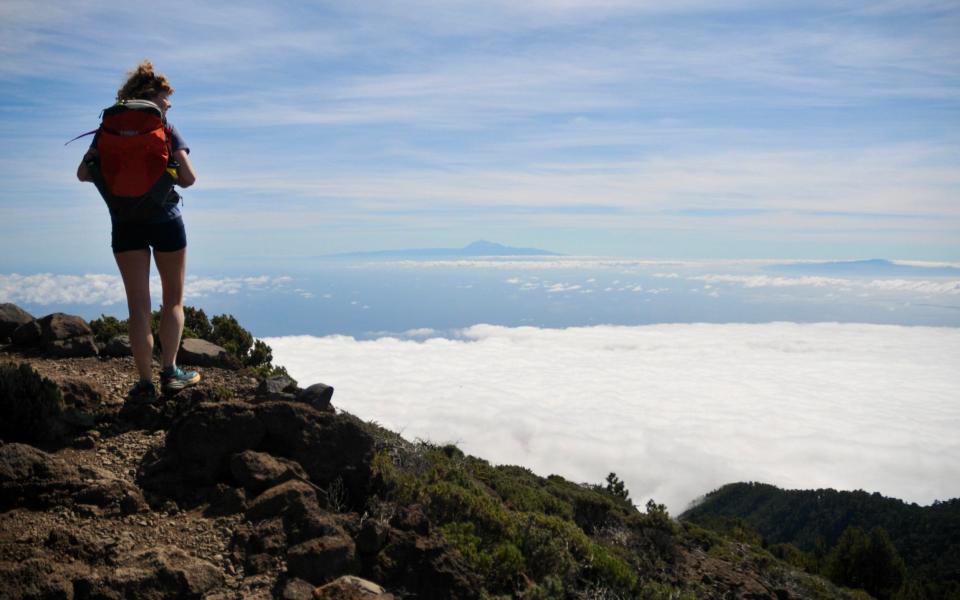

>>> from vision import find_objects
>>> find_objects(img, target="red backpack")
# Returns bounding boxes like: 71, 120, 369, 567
70, 99, 179, 221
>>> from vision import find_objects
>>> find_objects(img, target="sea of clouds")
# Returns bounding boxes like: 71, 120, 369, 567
267, 322, 960, 514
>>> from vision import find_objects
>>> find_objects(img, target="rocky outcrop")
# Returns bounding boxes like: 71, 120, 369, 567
10, 310, 99, 358
142, 399, 374, 508
0, 303, 33, 343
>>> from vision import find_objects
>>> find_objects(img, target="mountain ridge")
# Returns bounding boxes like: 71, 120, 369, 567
330, 240, 562, 259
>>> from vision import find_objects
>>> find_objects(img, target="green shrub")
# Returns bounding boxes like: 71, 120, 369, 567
182, 306, 212, 339
88, 314, 126, 344
514, 512, 591, 583
589, 544, 638, 593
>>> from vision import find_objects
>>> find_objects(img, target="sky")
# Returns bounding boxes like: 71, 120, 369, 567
2, 0, 960, 271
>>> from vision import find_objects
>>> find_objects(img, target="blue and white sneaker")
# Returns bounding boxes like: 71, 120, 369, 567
160, 365, 201, 393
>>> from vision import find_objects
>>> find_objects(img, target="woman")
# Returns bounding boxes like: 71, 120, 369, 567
77, 60, 200, 399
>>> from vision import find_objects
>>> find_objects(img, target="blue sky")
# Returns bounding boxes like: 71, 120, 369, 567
2, 0, 959, 272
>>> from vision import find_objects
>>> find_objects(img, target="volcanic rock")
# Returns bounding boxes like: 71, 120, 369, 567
245, 479, 319, 523
0, 558, 79, 600
11, 319, 41, 346
0, 442, 142, 512
314, 575, 395, 600
77, 545, 223, 599
165, 401, 265, 484
102, 334, 133, 357
255, 401, 374, 507
256, 374, 298, 400
0, 303, 33, 341
286, 533, 357, 585
38, 312, 93, 342
56, 377, 106, 429
297, 382, 334, 412
0, 362, 62, 443
179, 338, 232, 368
230, 449, 307, 494
280, 577, 316, 600
46, 334, 99, 358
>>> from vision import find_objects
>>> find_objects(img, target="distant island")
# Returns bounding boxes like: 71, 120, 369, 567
764, 258, 960, 277
330, 240, 562, 259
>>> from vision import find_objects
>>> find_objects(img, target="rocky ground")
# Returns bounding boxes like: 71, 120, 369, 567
0, 349, 415, 599
0, 305, 862, 600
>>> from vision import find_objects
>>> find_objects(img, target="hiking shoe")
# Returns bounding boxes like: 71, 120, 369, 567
128, 379, 157, 401
160, 366, 200, 393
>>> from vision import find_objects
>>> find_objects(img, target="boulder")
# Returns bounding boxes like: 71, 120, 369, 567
0, 442, 138, 511
178, 338, 232, 368
102, 334, 132, 357
245, 480, 319, 523
0, 443, 82, 509
248, 517, 289, 555
281, 577, 316, 600
357, 520, 390, 555
230, 449, 307, 494
377, 533, 482, 600
0, 303, 33, 341
314, 575, 395, 600
37, 312, 93, 342
0, 558, 77, 600
0, 362, 62, 443
166, 401, 265, 484
11, 320, 41, 346
256, 402, 374, 508
74, 478, 148, 512
57, 377, 106, 429
203, 482, 247, 516
79, 545, 223, 599
45, 335, 99, 357
1, 363, 111, 443
297, 383, 334, 412
286, 533, 357, 585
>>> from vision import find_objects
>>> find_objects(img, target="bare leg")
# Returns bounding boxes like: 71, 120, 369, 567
154, 247, 186, 369
114, 249, 153, 381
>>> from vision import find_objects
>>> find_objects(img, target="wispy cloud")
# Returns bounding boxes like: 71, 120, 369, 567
3, 1, 959, 261
0, 273, 297, 306
268, 322, 960, 512
690, 274, 960, 295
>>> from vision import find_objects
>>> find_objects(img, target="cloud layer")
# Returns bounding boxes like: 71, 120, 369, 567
0, 273, 295, 306
267, 322, 960, 513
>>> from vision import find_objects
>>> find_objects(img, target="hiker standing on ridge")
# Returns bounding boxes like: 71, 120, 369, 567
76, 60, 200, 399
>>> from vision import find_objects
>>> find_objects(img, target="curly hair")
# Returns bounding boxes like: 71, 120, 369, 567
116, 60, 174, 101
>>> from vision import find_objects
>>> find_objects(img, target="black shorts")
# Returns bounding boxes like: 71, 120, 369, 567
111, 216, 187, 253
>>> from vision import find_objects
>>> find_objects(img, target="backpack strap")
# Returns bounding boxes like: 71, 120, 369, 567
64, 129, 98, 146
